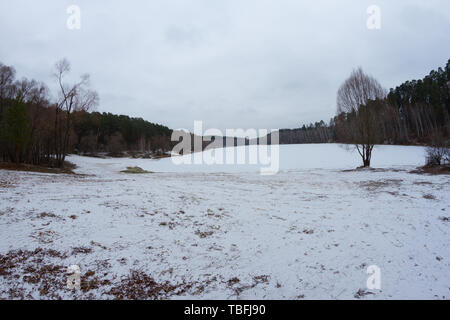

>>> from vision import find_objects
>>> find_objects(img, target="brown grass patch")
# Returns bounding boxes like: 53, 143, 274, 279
71, 247, 92, 255
0, 180, 15, 189
359, 179, 403, 191
152, 154, 171, 160
39, 212, 57, 219
0, 248, 209, 300
354, 288, 375, 299
0, 161, 76, 175
120, 166, 152, 174
413, 181, 433, 186
226, 275, 270, 297
106, 270, 193, 300
410, 165, 450, 175
195, 230, 214, 238
0, 249, 68, 299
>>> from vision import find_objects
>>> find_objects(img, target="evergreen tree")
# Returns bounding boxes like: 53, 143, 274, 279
0, 99, 30, 163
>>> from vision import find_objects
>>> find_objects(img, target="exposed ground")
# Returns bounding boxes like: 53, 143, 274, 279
0, 145, 449, 299
0, 161, 76, 175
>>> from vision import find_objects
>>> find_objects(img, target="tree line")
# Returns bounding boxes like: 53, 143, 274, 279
333, 59, 449, 166
277, 59, 449, 150
72, 111, 172, 156
1, 58, 448, 168
0, 59, 172, 167
278, 120, 335, 144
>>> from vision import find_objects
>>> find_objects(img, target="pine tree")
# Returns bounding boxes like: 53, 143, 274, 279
0, 99, 30, 163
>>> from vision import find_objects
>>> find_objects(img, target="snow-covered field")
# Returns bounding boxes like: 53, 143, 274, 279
0, 144, 449, 299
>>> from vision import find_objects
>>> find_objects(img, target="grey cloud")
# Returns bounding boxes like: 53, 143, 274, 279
0, 0, 449, 132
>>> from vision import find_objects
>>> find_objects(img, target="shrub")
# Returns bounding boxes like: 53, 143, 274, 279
426, 147, 440, 166
425, 146, 449, 166
425, 130, 449, 166
120, 166, 152, 174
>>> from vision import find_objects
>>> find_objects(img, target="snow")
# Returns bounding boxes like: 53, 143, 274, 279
71, 144, 428, 175
0, 144, 449, 299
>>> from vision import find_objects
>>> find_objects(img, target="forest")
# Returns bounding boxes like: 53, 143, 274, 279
71, 111, 172, 156
0, 59, 172, 167
278, 59, 450, 146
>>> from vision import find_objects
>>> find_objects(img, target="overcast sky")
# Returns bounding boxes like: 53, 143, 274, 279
0, 0, 449, 131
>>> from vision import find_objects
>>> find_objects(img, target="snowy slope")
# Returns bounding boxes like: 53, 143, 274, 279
0, 144, 448, 300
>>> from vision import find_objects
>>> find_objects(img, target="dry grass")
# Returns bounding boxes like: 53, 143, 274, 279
71, 247, 93, 255
151, 154, 171, 160
359, 179, 403, 191
413, 181, 433, 186
38, 212, 57, 218
0, 180, 15, 189
226, 275, 270, 297
354, 288, 374, 299
0, 248, 204, 300
410, 164, 450, 175
0, 249, 68, 299
106, 270, 194, 300
120, 166, 152, 174
0, 162, 76, 175
195, 230, 214, 238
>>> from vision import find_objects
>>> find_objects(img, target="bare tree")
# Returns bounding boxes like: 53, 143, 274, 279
336, 68, 386, 167
0, 63, 16, 117
15, 79, 50, 164
53, 58, 99, 167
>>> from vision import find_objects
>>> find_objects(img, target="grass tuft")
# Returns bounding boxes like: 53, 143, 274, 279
120, 166, 152, 174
